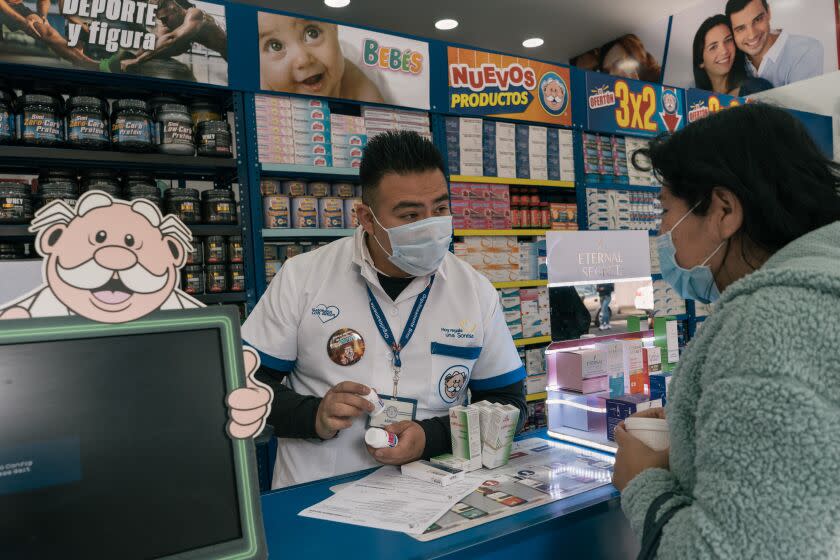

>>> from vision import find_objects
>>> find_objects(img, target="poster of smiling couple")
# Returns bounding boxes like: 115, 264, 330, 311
571, 0, 839, 96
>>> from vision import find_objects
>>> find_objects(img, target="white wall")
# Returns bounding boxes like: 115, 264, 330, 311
750, 70, 840, 162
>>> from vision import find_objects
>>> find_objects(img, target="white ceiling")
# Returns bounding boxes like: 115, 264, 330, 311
239, 0, 703, 63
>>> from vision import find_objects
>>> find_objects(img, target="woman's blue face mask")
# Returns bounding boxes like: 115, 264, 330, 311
656, 202, 726, 305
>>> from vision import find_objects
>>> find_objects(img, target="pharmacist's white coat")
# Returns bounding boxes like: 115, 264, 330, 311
242, 227, 524, 488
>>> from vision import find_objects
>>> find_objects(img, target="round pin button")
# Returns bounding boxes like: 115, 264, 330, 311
327, 328, 365, 366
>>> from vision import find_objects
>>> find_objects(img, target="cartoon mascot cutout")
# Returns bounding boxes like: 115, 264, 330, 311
0, 190, 273, 439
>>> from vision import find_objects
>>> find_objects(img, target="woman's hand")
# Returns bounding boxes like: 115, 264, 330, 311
612, 423, 669, 492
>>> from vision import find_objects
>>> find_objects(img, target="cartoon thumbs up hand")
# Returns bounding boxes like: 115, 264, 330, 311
226, 346, 274, 439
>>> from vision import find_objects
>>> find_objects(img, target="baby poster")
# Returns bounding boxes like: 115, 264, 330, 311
257, 11, 430, 109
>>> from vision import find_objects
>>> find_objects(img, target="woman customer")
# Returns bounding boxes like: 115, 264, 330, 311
693, 14, 772, 96
612, 103, 840, 558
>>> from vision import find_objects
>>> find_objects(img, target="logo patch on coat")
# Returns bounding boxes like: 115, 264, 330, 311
312, 304, 340, 323
439, 366, 469, 404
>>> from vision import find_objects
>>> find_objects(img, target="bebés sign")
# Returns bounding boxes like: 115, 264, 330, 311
547, 230, 651, 286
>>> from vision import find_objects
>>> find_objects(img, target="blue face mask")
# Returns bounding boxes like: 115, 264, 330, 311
371, 213, 453, 277
656, 203, 726, 304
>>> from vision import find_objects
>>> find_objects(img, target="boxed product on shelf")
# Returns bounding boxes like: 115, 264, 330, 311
537, 238, 548, 280
482, 120, 516, 179
547, 128, 576, 182
649, 372, 673, 405
653, 279, 686, 317
550, 202, 578, 230
625, 137, 659, 186
526, 373, 547, 395
649, 236, 661, 273
446, 116, 483, 176
514, 124, 548, 180
500, 287, 523, 340
519, 288, 548, 338
525, 347, 546, 375
456, 237, 520, 282
586, 188, 660, 231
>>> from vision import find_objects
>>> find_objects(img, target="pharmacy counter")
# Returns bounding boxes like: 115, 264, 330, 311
259, 431, 640, 559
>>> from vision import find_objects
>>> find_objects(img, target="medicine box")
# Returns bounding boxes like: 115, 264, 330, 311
606, 394, 663, 441
449, 406, 483, 471
547, 346, 610, 394
547, 387, 609, 433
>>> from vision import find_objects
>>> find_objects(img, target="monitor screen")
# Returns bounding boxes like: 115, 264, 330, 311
0, 311, 264, 559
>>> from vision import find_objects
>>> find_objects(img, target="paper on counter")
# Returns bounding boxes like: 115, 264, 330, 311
299, 466, 482, 534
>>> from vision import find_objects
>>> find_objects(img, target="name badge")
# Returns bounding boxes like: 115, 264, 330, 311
367, 396, 417, 428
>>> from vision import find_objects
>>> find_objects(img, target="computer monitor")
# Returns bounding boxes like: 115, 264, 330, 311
0, 307, 267, 560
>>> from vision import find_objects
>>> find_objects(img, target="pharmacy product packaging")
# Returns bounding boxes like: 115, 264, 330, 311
449, 406, 483, 471
401, 460, 465, 487
480, 404, 520, 469
430, 453, 478, 473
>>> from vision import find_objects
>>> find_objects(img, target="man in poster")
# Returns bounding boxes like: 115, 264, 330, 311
0, 0, 98, 68
119, 0, 227, 72
726, 0, 823, 87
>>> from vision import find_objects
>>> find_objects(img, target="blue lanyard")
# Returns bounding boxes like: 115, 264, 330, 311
366, 275, 435, 396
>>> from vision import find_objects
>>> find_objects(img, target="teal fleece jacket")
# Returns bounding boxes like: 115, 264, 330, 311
622, 221, 840, 558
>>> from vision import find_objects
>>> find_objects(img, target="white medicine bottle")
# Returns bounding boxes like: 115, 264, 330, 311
365, 427, 398, 449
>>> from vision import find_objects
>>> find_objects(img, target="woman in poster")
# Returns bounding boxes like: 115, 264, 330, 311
692, 14, 772, 96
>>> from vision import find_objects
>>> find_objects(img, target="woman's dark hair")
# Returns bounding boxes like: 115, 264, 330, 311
634, 103, 840, 254
692, 15, 748, 93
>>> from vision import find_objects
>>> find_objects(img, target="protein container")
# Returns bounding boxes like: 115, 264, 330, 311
164, 187, 201, 224
196, 120, 232, 158
156, 103, 195, 156
206, 264, 228, 293
16, 93, 63, 146
201, 186, 237, 224
227, 236, 243, 263
0, 89, 14, 144
181, 264, 204, 295
0, 183, 33, 224
111, 99, 153, 152
204, 235, 227, 264
229, 263, 245, 292
66, 95, 109, 150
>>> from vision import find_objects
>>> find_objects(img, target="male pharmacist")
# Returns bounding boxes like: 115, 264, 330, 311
240, 131, 527, 488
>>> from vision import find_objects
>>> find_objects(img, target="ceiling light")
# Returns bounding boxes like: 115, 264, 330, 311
522, 37, 544, 48
324, 0, 350, 7
435, 19, 458, 31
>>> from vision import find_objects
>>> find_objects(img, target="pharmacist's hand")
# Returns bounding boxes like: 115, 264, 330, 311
367, 421, 425, 465
611, 424, 669, 492
315, 381, 374, 440
226, 347, 274, 439
629, 407, 666, 420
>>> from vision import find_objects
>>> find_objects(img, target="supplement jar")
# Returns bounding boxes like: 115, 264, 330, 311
282, 181, 307, 197
307, 181, 330, 197
196, 120, 232, 158
185, 238, 204, 265
39, 170, 79, 193
291, 197, 318, 228
156, 103, 195, 156
227, 235, 243, 263
191, 101, 221, 126
66, 95, 109, 150
181, 264, 204, 295
0, 89, 14, 144
0, 183, 33, 224
0, 243, 26, 260
206, 264, 228, 293
125, 182, 162, 210
111, 99, 152, 152
204, 235, 227, 264
201, 187, 237, 224
148, 96, 180, 117
16, 93, 63, 146
164, 187, 201, 224
81, 170, 121, 196
263, 195, 290, 229
39, 181, 78, 209
229, 263, 245, 292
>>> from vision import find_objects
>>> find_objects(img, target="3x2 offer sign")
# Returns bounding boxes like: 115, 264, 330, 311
585, 72, 685, 137
685, 89, 744, 124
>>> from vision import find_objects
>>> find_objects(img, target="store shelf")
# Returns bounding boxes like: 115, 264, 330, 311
526, 392, 548, 402
0, 224, 33, 240
455, 229, 547, 237
492, 280, 548, 289
0, 146, 236, 175
196, 293, 248, 305
262, 228, 355, 239
514, 336, 551, 347
190, 225, 242, 236
1, 223, 241, 240
260, 164, 359, 181
584, 181, 661, 193
450, 175, 574, 189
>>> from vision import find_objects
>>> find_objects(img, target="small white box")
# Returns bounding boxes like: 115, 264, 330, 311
431, 453, 480, 473
401, 460, 465, 487
449, 406, 482, 471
